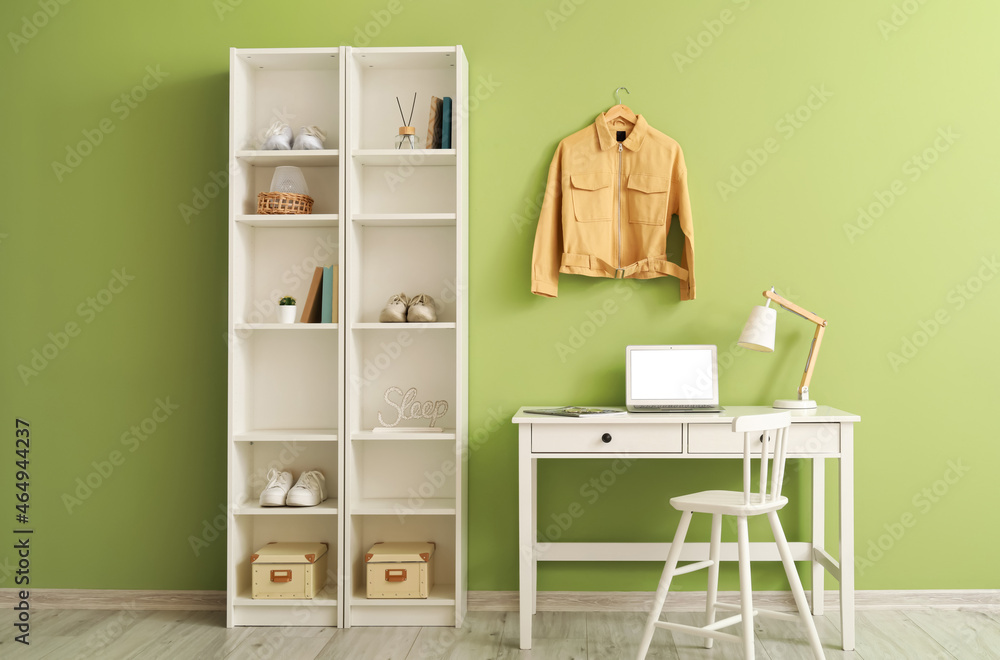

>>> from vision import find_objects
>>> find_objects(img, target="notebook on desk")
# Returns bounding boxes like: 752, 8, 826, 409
626, 345, 724, 413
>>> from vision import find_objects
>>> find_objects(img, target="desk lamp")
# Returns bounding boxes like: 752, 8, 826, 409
737, 287, 828, 409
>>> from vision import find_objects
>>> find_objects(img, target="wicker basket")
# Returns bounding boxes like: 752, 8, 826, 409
257, 192, 314, 215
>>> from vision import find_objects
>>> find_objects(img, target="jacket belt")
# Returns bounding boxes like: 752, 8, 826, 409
561, 253, 689, 280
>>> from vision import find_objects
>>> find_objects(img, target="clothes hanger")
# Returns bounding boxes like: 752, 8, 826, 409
604, 86, 637, 127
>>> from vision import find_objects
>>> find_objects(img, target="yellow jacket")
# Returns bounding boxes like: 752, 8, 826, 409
531, 113, 695, 300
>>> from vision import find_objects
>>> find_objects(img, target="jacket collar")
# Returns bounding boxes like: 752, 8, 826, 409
595, 113, 649, 152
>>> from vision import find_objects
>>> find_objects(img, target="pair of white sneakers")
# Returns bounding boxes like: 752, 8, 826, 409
378, 293, 439, 323
259, 468, 327, 507
262, 121, 326, 150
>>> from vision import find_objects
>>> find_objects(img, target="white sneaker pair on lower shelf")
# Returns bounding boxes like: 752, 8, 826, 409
259, 468, 327, 507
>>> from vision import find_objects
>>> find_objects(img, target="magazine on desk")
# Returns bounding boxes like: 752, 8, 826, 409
524, 406, 627, 418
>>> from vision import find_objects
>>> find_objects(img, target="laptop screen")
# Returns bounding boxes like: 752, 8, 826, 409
628, 346, 718, 403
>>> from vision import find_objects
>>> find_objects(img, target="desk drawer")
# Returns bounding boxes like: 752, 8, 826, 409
688, 423, 840, 454
532, 424, 682, 453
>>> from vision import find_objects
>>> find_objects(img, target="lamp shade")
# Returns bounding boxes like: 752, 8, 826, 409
738, 305, 777, 352
269, 166, 309, 195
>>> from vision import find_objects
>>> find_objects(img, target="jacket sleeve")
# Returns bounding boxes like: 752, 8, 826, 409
531, 142, 564, 297
674, 149, 696, 301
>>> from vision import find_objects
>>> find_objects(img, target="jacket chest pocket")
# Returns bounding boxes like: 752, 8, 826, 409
627, 174, 670, 225
570, 172, 612, 222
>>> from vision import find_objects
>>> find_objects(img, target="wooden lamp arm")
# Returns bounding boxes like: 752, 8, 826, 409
762, 289, 828, 399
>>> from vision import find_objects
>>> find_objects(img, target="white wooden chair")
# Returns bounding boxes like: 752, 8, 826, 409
636, 411, 825, 660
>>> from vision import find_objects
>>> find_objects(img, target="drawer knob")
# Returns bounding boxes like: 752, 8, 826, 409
601, 433, 612, 443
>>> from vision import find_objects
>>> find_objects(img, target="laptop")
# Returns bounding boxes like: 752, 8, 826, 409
626, 345, 724, 413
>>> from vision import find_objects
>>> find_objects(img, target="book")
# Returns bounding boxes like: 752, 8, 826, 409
330, 265, 339, 323
321, 266, 333, 323
426, 96, 441, 148
426, 96, 443, 148
441, 97, 452, 149
524, 407, 627, 418
299, 266, 324, 323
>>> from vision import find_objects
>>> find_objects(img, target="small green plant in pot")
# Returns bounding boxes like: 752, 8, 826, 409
278, 295, 297, 324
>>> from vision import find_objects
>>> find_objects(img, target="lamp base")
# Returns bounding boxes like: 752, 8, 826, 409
773, 398, 818, 409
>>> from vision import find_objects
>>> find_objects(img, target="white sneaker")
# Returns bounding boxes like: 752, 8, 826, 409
286, 470, 328, 507
262, 121, 292, 150
292, 126, 327, 150
407, 293, 438, 323
378, 293, 410, 323
259, 468, 293, 506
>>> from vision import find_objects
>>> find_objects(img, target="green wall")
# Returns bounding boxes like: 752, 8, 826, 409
2, 0, 998, 595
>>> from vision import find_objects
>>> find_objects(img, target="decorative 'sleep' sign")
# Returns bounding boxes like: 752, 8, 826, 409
377, 386, 449, 428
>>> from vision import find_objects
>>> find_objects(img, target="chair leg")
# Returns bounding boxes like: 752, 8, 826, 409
637, 510, 693, 660
703, 512, 722, 649
767, 510, 825, 660
736, 515, 755, 660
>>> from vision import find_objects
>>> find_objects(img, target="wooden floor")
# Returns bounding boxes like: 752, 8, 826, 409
3, 607, 1000, 659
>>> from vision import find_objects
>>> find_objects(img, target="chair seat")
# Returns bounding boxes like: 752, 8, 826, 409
670, 490, 788, 516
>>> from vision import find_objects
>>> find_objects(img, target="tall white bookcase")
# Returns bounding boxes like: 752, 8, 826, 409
227, 45, 468, 629
343, 46, 468, 628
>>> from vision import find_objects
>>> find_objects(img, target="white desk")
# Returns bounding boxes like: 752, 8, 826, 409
514, 405, 860, 651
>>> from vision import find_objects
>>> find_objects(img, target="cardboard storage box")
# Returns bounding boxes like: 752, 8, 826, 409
365, 541, 435, 599
251, 542, 328, 599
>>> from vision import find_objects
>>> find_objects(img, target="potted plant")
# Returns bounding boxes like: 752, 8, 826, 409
278, 296, 297, 324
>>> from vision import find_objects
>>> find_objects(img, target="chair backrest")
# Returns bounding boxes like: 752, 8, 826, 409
732, 412, 792, 505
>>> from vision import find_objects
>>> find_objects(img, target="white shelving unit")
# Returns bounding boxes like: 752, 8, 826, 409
228, 45, 467, 630
227, 47, 346, 628
343, 46, 468, 628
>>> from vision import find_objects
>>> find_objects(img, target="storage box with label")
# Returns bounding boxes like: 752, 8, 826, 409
365, 541, 435, 599
251, 542, 328, 599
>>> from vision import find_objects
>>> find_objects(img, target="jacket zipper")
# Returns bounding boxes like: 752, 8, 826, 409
617, 142, 623, 271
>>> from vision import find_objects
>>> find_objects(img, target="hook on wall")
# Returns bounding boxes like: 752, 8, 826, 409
614, 86, 630, 105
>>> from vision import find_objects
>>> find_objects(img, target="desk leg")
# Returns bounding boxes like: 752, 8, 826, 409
811, 457, 825, 616
518, 424, 533, 650
840, 424, 855, 650
532, 457, 537, 615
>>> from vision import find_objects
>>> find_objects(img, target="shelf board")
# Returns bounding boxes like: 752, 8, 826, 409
352, 149, 456, 166
235, 214, 338, 228
352, 213, 456, 227
235, 500, 339, 515
352, 430, 456, 441
233, 429, 338, 443
351, 584, 455, 607
236, 150, 339, 167
233, 322, 339, 331
351, 322, 455, 330
234, 585, 338, 607
351, 498, 456, 516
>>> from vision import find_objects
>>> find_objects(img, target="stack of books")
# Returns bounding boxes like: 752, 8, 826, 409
300, 265, 339, 323
426, 96, 453, 149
